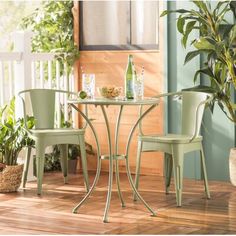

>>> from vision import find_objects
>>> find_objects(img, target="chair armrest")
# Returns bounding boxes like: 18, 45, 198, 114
18, 90, 31, 133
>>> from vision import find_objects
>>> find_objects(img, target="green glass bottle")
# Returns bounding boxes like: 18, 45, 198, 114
125, 55, 134, 99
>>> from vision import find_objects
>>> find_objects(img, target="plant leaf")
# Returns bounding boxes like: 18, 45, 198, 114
193, 37, 215, 50
230, 1, 236, 18
193, 1, 208, 12
160, 10, 168, 17
177, 16, 185, 34
160, 9, 190, 17
182, 21, 196, 48
214, 1, 229, 16
229, 24, 236, 45
230, 102, 236, 110
193, 67, 215, 83
184, 50, 202, 64
182, 85, 217, 93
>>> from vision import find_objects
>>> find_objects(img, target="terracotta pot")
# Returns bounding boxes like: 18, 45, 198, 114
68, 159, 78, 174
0, 164, 24, 192
229, 148, 236, 186
0, 163, 6, 172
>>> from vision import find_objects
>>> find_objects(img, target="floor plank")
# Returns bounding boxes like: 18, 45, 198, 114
0, 171, 236, 234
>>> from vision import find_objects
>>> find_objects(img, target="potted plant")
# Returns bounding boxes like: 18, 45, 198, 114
50, 143, 94, 174
161, 1, 236, 184
33, 143, 94, 175
0, 98, 34, 192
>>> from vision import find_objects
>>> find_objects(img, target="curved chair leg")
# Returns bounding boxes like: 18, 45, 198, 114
200, 144, 210, 199
164, 153, 173, 194
36, 141, 45, 195
78, 134, 90, 192
134, 140, 143, 201
22, 147, 32, 188
59, 144, 68, 184
172, 145, 184, 207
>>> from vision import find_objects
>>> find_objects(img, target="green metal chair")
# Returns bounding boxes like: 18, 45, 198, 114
18, 89, 89, 195
134, 91, 212, 206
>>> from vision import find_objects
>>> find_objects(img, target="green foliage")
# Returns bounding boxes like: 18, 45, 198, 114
43, 142, 94, 172
20, 1, 79, 70
43, 153, 61, 172
53, 142, 94, 161
162, 1, 236, 123
0, 98, 35, 166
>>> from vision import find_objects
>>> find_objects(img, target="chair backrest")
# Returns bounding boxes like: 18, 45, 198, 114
29, 89, 56, 129
181, 91, 209, 136
19, 89, 60, 129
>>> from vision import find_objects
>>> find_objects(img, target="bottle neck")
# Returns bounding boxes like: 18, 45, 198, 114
128, 55, 133, 62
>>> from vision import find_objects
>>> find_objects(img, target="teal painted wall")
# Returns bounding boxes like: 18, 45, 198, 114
202, 107, 234, 181
165, 1, 201, 179
164, 1, 235, 181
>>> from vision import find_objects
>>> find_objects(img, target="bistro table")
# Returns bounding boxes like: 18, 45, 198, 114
68, 97, 159, 223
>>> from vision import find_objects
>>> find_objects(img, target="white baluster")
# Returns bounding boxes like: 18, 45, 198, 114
39, 61, 44, 88
31, 61, 36, 88
64, 62, 68, 122
70, 72, 76, 128
8, 61, 13, 99
56, 60, 60, 89
0, 62, 4, 106
48, 60, 52, 89
56, 60, 61, 127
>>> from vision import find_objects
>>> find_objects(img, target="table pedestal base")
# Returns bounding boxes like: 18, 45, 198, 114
71, 103, 157, 222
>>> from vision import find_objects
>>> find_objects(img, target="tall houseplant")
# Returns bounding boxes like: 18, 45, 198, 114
161, 0, 236, 184
162, 1, 236, 122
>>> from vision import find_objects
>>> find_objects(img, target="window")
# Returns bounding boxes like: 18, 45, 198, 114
79, 1, 159, 50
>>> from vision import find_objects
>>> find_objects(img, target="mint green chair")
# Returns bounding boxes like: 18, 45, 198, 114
134, 91, 212, 206
18, 89, 89, 195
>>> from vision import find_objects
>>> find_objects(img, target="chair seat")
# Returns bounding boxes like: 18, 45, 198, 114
29, 128, 85, 137
139, 133, 202, 144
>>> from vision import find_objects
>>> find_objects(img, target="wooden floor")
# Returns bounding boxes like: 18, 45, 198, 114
0, 171, 236, 234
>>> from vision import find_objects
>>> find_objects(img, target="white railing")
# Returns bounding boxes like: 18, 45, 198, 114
0, 31, 76, 127
0, 52, 21, 106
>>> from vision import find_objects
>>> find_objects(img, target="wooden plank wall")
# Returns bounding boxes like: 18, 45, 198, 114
73, 1, 164, 176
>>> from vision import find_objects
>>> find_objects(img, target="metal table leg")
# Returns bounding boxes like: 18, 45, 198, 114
71, 104, 102, 214
125, 104, 157, 216
100, 105, 113, 223
114, 105, 125, 208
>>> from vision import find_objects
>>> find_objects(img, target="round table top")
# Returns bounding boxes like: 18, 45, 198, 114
68, 97, 159, 106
